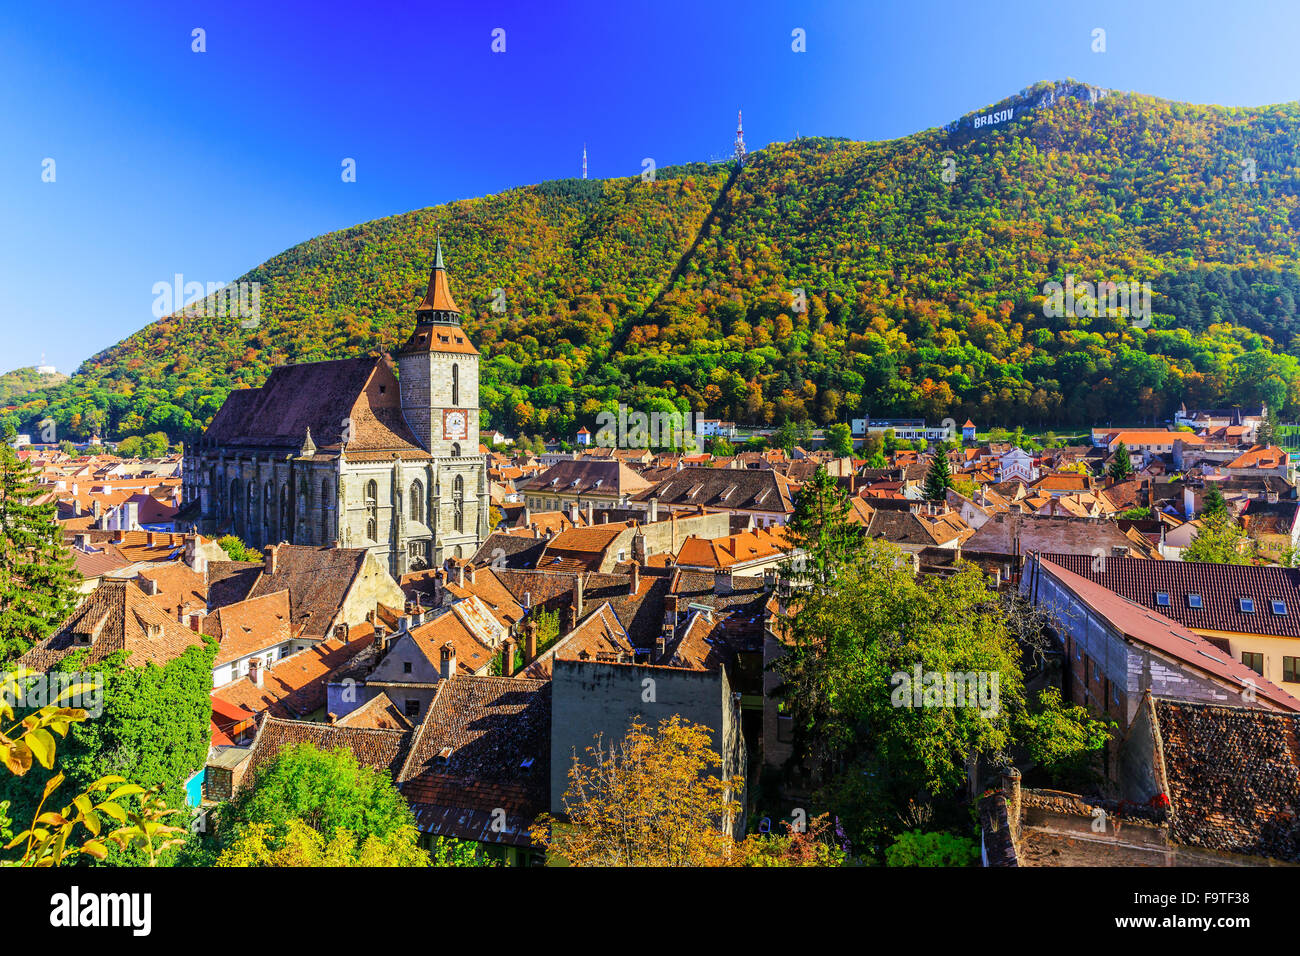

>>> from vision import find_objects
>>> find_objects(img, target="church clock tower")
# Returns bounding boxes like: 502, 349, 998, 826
397, 240, 480, 457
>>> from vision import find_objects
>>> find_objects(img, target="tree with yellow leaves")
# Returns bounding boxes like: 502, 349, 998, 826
532, 715, 742, 866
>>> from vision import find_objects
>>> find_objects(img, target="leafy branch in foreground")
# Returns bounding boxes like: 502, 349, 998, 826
0, 669, 184, 866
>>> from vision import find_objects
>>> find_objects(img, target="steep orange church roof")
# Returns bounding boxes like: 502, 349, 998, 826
416, 239, 459, 314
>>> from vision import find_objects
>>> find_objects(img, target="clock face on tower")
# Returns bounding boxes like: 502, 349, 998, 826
443, 409, 468, 441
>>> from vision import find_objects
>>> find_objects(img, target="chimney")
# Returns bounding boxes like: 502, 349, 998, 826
522, 590, 531, 610
525, 619, 538, 661
147, 532, 157, 547
74, 532, 90, 551
569, 502, 579, 525
522, 504, 531, 527
439, 641, 457, 680
139, 574, 159, 596
500, 637, 515, 677
92, 499, 101, 519
573, 575, 584, 621
663, 595, 680, 638
248, 657, 264, 689
455, 563, 465, 586
466, 565, 476, 585
585, 500, 594, 526
1183, 485, 1196, 519
655, 636, 667, 662
630, 563, 640, 596
715, 566, 733, 595
374, 625, 388, 656
265, 544, 278, 576
1001, 767, 1022, 841
601, 511, 610, 524
648, 496, 658, 523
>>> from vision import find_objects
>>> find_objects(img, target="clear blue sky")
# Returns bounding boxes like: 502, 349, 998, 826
2, 0, 1297, 375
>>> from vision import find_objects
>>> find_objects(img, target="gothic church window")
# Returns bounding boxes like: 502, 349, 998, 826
365, 480, 378, 542
410, 480, 423, 525
453, 474, 464, 533
452, 363, 459, 407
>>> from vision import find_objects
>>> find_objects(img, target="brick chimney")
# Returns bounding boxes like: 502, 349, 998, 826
439, 641, 457, 680
648, 496, 658, 523
573, 575, 584, 621
585, 500, 594, 526
524, 619, 538, 662
248, 657, 264, 689
138, 574, 159, 596
629, 563, 640, 596
1001, 767, 1022, 842
500, 637, 515, 677
265, 544, 278, 576
715, 566, 733, 595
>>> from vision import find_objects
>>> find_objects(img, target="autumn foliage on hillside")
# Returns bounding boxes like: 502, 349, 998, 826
10, 81, 1300, 445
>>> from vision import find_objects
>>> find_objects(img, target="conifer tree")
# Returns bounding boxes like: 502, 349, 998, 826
922, 452, 954, 501
1108, 442, 1134, 482
0, 443, 79, 661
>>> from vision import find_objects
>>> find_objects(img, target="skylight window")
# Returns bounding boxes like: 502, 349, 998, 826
1155, 592, 1170, 607
1239, 598, 1255, 614
1273, 600, 1287, 616
1187, 593, 1203, 608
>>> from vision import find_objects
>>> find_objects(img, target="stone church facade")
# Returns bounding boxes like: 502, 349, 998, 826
183, 242, 489, 577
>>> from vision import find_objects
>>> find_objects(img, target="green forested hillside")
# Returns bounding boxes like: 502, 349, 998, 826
9, 79, 1300, 445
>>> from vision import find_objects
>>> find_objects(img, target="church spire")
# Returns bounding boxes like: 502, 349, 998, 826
415, 237, 460, 320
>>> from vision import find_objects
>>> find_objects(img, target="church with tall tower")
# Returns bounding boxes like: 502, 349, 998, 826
184, 242, 489, 577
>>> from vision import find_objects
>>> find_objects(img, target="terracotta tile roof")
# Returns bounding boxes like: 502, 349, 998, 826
631, 468, 795, 514
1041, 552, 1300, 639
1154, 699, 1300, 862
203, 355, 427, 456
204, 589, 295, 666
518, 459, 651, 498
136, 562, 208, 619
1225, 445, 1288, 470
406, 609, 496, 675
1034, 559, 1300, 710
519, 604, 633, 678
241, 716, 412, 790
17, 580, 209, 671
675, 526, 790, 569
212, 626, 376, 719
965, 513, 1142, 557
397, 676, 551, 846
334, 693, 414, 730
245, 545, 370, 639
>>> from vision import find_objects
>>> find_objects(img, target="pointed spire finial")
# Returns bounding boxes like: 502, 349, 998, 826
435, 238, 444, 270
300, 426, 316, 457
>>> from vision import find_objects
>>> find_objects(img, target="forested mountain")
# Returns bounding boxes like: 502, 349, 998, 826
9, 79, 1300, 445
0, 367, 67, 405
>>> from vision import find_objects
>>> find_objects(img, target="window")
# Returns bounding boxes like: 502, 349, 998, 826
409, 480, 423, 525
402, 661, 413, 674
1187, 593, 1203, 608
320, 477, 331, 543
1155, 592, 1170, 607
1273, 600, 1288, 616
404, 699, 420, 718
451, 363, 460, 407
453, 474, 465, 533
1284, 657, 1300, 683
1242, 652, 1264, 676
451, 443, 461, 457
1239, 597, 1256, 614
365, 480, 378, 542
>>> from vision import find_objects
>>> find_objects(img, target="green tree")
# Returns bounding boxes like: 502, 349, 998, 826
922, 453, 954, 501
773, 419, 798, 453
222, 743, 418, 848
1108, 442, 1134, 482
217, 535, 257, 562
0, 444, 80, 660
1200, 484, 1228, 519
1016, 687, 1115, 786
1184, 511, 1251, 564
215, 820, 436, 867
780, 467, 864, 590
824, 423, 854, 456
885, 830, 980, 867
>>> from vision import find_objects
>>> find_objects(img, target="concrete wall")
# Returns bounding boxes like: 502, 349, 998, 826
550, 659, 746, 832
